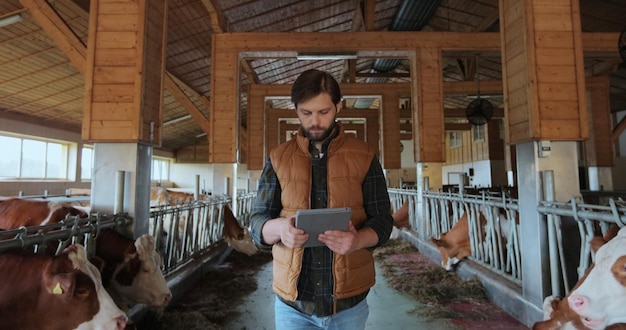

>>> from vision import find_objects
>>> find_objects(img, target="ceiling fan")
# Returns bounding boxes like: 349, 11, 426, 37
465, 56, 493, 126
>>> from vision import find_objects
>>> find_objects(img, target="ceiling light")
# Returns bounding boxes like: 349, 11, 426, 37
163, 114, 191, 126
296, 52, 357, 60
0, 14, 22, 28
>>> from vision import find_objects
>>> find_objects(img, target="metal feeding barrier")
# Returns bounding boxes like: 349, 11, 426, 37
0, 212, 132, 255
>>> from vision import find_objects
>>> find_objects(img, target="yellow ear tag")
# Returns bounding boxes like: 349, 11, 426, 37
53, 282, 63, 295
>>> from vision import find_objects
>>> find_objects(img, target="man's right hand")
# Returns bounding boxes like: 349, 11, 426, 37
262, 216, 309, 248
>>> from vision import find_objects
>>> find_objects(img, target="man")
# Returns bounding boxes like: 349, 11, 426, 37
250, 69, 394, 329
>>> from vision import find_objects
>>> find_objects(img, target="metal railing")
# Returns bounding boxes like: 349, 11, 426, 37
149, 195, 232, 274
389, 188, 522, 284
390, 184, 626, 297
0, 213, 133, 255
0, 193, 253, 276
235, 191, 256, 228
537, 196, 626, 296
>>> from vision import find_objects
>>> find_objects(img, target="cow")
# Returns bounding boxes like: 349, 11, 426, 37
430, 211, 487, 271
564, 226, 626, 329
95, 228, 172, 311
222, 203, 258, 256
430, 212, 472, 271
532, 225, 624, 330
150, 187, 169, 207
149, 190, 257, 256
391, 200, 411, 229
389, 200, 411, 239
0, 198, 171, 311
149, 187, 195, 206
0, 197, 87, 228
0, 244, 127, 330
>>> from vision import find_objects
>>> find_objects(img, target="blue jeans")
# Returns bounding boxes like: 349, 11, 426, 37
274, 296, 369, 330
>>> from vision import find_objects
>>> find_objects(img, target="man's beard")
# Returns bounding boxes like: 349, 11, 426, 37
302, 120, 336, 142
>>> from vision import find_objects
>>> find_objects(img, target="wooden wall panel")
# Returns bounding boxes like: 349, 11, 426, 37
83, 0, 166, 145
499, 0, 588, 143
585, 76, 614, 167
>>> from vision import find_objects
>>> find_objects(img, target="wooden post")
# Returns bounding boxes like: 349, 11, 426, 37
83, 0, 167, 145
500, 0, 588, 143
585, 76, 613, 167
413, 47, 445, 163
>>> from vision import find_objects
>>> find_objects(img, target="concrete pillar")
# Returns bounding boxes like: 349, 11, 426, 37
516, 141, 579, 311
91, 143, 152, 238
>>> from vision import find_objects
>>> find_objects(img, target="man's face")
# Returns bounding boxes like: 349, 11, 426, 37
296, 93, 341, 142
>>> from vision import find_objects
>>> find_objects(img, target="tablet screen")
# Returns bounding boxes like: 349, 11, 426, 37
295, 207, 352, 248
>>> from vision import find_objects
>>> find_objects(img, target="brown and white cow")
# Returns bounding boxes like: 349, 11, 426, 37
0, 197, 87, 228
532, 225, 625, 330
430, 212, 472, 271
222, 203, 258, 256
0, 198, 171, 310
95, 228, 172, 311
564, 226, 626, 329
430, 211, 487, 271
0, 244, 127, 330
149, 190, 257, 256
392, 200, 411, 229
389, 200, 411, 239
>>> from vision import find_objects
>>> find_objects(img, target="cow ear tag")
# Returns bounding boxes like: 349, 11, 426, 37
53, 282, 63, 295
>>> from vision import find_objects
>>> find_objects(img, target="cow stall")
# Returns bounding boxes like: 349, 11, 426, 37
388, 172, 626, 327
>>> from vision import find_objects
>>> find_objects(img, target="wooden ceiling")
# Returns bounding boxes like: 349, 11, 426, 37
0, 0, 624, 152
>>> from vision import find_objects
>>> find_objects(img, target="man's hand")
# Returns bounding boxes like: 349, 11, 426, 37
319, 222, 379, 255
318, 222, 360, 255
262, 217, 309, 248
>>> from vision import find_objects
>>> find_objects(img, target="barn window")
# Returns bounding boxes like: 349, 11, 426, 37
0, 134, 69, 179
81, 146, 94, 180
152, 157, 170, 181
449, 131, 462, 148
472, 125, 484, 142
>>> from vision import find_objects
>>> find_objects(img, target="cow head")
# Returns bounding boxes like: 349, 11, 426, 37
46, 245, 127, 330
223, 204, 258, 256
567, 227, 626, 329
430, 235, 470, 271
109, 234, 172, 309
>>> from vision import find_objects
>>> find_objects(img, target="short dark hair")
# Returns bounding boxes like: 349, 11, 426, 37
291, 69, 342, 108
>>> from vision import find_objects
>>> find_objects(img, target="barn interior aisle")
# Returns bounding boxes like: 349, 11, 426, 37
138, 239, 527, 329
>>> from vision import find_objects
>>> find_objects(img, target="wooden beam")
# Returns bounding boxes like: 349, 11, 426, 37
363, 0, 376, 31
240, 59, 259, 84
350, 0, 364, 32
585, 58, 622, 77
355, 72, 410, 78
20, 0, 87, 74
444, 107, 504, 119
200, 0, 227, 33
443, 80, 502, 95
612, 115, 626, 143
164, 72, 211, 133
445, 123, 472, 131
217, 31, 618, 53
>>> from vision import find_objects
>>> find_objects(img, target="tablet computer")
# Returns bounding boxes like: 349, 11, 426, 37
295, 207, 352, 248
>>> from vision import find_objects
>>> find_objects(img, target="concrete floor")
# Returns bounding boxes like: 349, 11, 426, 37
222, 262, 453, 330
